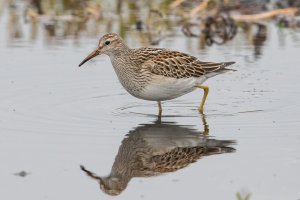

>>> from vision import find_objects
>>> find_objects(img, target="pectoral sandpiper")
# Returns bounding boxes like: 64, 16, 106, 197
80, 117, 235, 196
79, 33, 235, 114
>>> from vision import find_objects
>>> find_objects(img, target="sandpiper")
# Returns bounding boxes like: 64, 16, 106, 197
79, 33, 235, 114
80, 117, 235, 196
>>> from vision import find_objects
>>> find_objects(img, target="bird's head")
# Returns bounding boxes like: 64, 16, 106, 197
98, 176, 127, 196
79, 33, 126, 67
80, 165, 128, 196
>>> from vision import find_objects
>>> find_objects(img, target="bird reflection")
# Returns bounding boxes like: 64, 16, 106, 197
81, 115, 236, 196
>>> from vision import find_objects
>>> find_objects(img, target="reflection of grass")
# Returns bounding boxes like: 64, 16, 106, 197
236, 192, 251, 200
5, 0, 299, 49
0, 0, 6, 18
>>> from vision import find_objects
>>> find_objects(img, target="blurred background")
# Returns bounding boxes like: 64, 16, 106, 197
2, 0, 300, 49
0, 0, 300, 200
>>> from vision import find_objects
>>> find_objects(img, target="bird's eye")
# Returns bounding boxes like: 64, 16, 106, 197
105, 41, 110, 45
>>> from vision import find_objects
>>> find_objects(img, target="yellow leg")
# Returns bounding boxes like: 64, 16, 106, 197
200, 113, 209, 136
157, 101, 162, 116
195, 85, 209, 113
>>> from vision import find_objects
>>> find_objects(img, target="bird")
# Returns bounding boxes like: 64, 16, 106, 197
79, 33, 235, 115
80, 116, 236, 196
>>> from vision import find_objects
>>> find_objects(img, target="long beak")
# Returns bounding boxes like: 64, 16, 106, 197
80, 165, 103, 182
78, 49, 99, 67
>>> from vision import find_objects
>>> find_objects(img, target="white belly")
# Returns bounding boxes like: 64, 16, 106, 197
137, 75, 207, 101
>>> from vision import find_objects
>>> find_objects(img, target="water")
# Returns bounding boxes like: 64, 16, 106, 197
1, 1, 300, 200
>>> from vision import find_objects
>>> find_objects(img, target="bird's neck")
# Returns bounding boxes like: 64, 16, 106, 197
109, 48, 137, 74
109, 48, 149, 95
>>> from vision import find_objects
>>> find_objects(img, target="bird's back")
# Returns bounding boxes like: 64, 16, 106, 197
151, 145, 235, 173
130, 47, 235, 79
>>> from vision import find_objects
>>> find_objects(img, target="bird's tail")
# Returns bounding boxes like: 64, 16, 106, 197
203, 61, 236, 79
220, 61, 236, 72
223, 61, 236, 67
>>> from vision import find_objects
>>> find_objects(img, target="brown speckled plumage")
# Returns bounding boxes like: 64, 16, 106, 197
134, 48, 235, 79
151, 146, 225, 173
79, 33, 236, 113
80, 120, 236, 196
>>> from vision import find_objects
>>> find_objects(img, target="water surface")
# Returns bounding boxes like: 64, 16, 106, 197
1, 1, 300, 200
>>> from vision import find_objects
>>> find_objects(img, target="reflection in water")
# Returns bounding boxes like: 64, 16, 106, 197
253, 23, 267, 58
81, 115, 236, 196
3, 0, 299, 60
7, 2, 23, 41
242, 22, 268, 59
4, 2, 297, 47
5, 0, 170, 46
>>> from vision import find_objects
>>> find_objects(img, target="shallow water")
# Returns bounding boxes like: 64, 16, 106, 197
1, 1, 300, 200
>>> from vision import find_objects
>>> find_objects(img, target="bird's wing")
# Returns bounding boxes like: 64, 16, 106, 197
150, 146, 234, 173
130, 47, 165, 65
140, 49, 235, 79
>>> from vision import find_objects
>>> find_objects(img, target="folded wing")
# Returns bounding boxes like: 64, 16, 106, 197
141, 50, 235, 79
